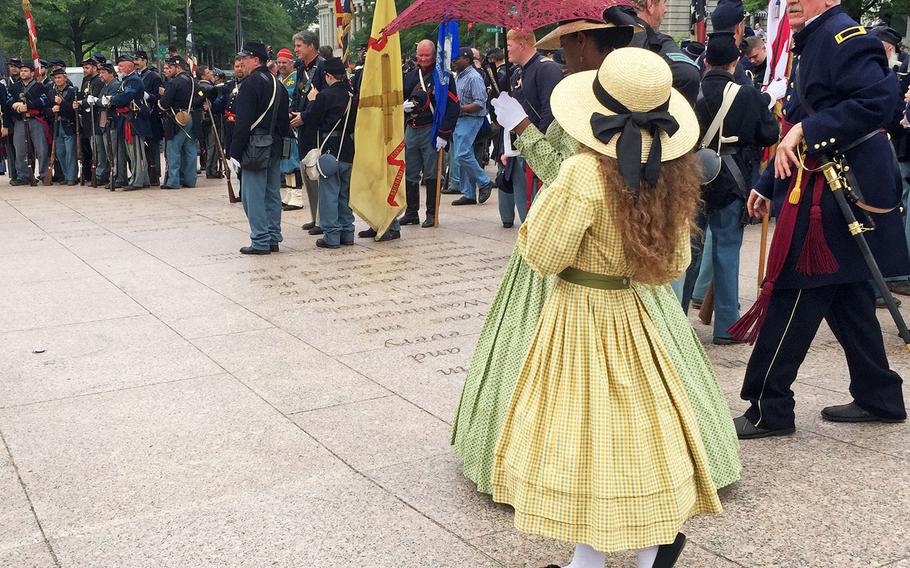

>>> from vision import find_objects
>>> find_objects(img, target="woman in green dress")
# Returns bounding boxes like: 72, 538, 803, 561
451, 20, 741, 495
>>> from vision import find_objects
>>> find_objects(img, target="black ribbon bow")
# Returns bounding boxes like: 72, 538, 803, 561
590, 79, 679, 194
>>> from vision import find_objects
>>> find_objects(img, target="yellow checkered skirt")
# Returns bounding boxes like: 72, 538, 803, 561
491, 282, 722, 551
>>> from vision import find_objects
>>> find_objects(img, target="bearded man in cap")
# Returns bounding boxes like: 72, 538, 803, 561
734, 0, 909, 438
275, 47, 304, 211
229, 41, 290, 255
50, 67, 79, 185
89, 63, 123, 186
135, 50, 164, 185
8, 60, 49, 185
680, 31, 779, 345
74, 57, 104, 183
159, 55, 198, 189
104, 55, 150, 190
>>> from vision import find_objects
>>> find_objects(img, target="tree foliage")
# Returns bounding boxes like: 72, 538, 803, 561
0, 0, 309, 70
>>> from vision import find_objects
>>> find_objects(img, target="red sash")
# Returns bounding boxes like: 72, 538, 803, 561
728, 120, 838, 343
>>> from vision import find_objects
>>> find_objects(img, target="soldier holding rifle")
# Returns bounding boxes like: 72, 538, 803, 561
49, 68, 78, 185
732, 0, 909, 438
8, 61, 48, 186
75, 57, 104, 185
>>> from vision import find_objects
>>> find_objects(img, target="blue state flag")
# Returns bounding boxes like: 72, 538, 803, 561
431, 21, 459, 142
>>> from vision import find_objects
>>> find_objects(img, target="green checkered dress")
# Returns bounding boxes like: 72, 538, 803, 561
490, 152, 723, 552
451, 123, 740, 500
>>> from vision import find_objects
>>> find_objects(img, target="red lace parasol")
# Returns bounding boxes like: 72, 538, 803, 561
383, 0, 631, 36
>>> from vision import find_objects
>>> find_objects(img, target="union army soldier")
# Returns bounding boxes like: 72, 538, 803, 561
159, 55, 198, 189
105, 55, 150, 190
605, 3, 700, 102
136, 51, 164, 185
75, 57, 104, 183
194, 66, 214, 178
8, 61, 49, 185
50, 67, 79, 184
229, 41, 290, 255
1, 80, 11, 176
213, 57, 245, 159
734, 0, 909, 438
291, 30, 327, 233
93, 63, 124, 186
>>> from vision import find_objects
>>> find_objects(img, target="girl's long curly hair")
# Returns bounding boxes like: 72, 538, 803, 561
594, 151, 702, 284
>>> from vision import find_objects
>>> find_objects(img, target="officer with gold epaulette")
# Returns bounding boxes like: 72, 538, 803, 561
734, 0, 909, 438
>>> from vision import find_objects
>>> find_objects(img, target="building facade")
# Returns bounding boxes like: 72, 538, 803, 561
317, 0, 367, 56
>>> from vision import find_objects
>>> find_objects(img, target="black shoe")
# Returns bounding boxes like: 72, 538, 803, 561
160, 185, 180, 190
270, 244, 280, 252
421, 217, 436, 228
733, 415, 795, 440
150, 178, 160, 186
302, 221, 317, 230
182, 184, 194, 188
9, 179, 26, 186
114, 182, 124, 189
821, 401, 906, 423
377, 230, 401, 242
66, 180, 78, 186
121, 185, 142, 191
316, 238, 340, 249
888, 281, 910, 297
308, 226, 324, 235
282, 204, 303, 211
877, 296, 902, 308
452, 196, 476, 206
441, 186, 461, 195
478, 182, 493, 204
400, 214, 420, 225
359, 227, 377, 238
502, 222, 513, 228
240, 246, 270, 255
654, 533, 686, 568
341, 240, 354, 246
713, 336, 747, 346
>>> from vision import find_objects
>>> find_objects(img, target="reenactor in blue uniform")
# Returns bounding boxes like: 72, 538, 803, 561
1, 80, 11, 177
94, 63, 125, 186
74, 58, 104, 184
106, 55, 150, 190
8, 61, 49, 185
212, 57, 245, 159
300, 57, 357, 249
229, 41, 290, 255
734, 2, 909, 438
291, 30, 327, 233
605, 4, 700, 103
159, 55, 198, 189
50, 67, 79, 184
136, 51, 164, 186
698, 0, 753, 87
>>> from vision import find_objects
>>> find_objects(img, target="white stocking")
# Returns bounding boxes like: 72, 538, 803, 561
636, 546, 659, 568
565, 543, 605, 568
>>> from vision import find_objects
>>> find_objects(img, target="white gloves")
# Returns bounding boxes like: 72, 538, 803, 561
143, 92, 150, 102
403, 100, 416, 113
762, 79, 787, 108
435, 136, 447, 151
228, 158, 241, 177
490, 92, 528, 132
86, 95, 98, 104
101, 95, 111, 106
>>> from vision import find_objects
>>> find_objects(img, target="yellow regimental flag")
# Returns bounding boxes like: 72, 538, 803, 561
349, 0, 405, 238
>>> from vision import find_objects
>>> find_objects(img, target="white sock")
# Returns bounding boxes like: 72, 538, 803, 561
636, 546, 659, 568
565, 543, 605, 568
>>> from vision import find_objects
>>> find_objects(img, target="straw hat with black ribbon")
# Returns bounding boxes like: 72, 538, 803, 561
536, 19, 638, 50
551, 47, 699, 193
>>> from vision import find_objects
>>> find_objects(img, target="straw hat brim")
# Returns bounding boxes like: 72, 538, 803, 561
536, 21, 637, 50
551, 69, 699, 163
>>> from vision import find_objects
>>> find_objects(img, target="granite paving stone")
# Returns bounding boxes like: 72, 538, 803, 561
4, 176, 910, 567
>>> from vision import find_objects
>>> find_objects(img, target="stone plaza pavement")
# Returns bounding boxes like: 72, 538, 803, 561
1, 175, 909, 568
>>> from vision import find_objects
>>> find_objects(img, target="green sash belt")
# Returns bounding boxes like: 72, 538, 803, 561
558, 267, 631, 290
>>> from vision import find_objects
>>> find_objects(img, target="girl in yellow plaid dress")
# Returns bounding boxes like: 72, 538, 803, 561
491, 48, 722, 567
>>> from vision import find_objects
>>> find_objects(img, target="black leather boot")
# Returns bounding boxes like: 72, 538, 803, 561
400, 182, 420, 225
422, 179, 438, 227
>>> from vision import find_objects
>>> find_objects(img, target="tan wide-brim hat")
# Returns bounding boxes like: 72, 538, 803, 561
551, 47, 699, 163
535, 21, 638, 50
